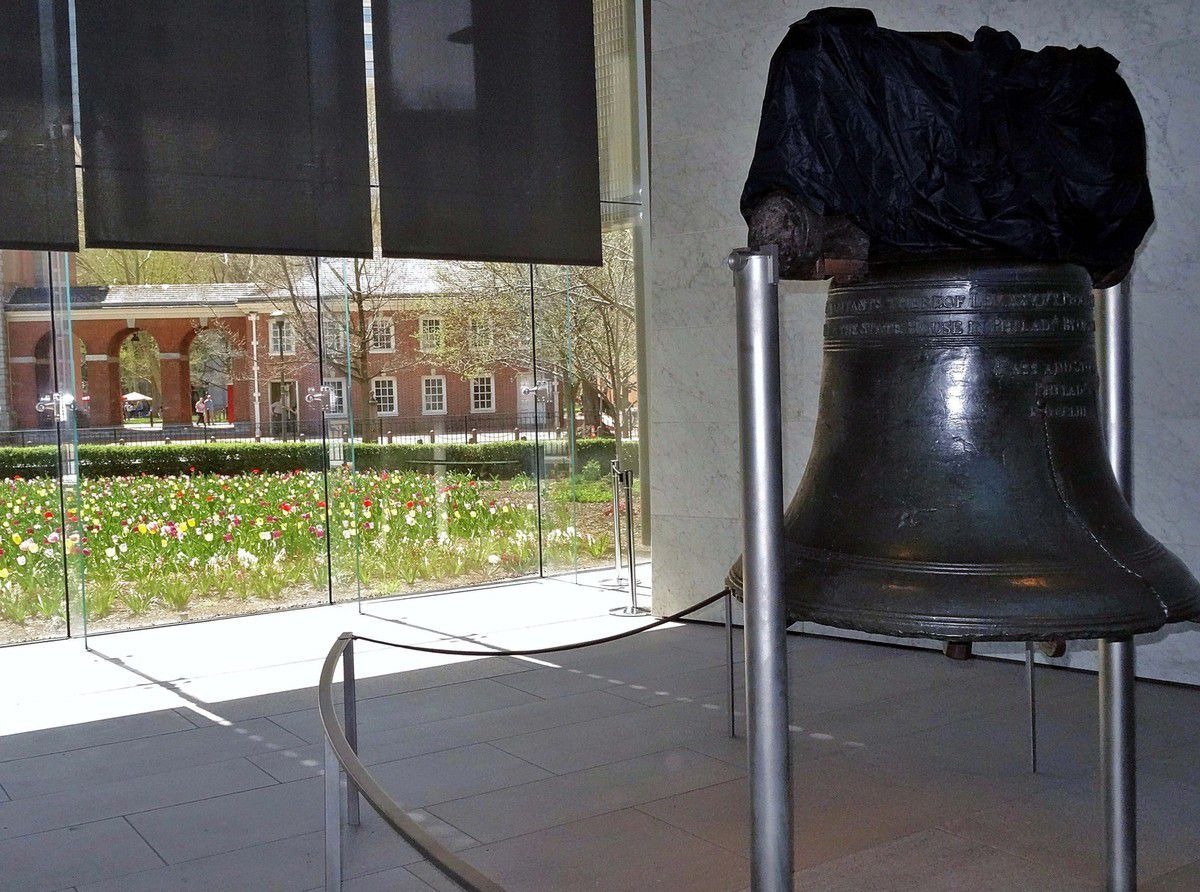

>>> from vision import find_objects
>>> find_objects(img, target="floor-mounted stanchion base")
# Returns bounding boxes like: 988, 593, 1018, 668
609, 605, 651, 617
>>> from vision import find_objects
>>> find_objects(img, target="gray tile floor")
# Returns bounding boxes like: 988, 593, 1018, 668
1, 591, 1199, 890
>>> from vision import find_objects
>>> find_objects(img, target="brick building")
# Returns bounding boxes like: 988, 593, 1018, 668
0, 255, 556, 438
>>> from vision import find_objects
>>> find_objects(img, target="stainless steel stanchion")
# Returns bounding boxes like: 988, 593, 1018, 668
1097, 280, 1137, 891
600, 460, 628, 590
1025, 642, 1038, 773
726, 590, 737, 738
610, 469, 650, 616
324, 734, 343, 891
730, 246, 793, 890
342, 640, 361, 827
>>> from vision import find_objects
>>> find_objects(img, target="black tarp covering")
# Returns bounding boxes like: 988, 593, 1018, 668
373, 0, 602, 266
75, 0, 373, 258
742, 8, 1153, 286
0, 0, 78, 251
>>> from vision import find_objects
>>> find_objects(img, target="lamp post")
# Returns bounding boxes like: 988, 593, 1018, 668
248, 312, 262, 439
270, 309, 288, 440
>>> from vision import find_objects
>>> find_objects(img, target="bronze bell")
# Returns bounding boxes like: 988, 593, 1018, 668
728, 262, 1200, 641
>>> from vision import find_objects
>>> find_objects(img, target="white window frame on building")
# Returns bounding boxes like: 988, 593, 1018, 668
469, 318, 493, 350
371, 377, 398, 416
322, 319, 346, 357
323, 378, 348, 415
422, 375, 447, 415
269, 317, 296, 355
419, 316, 444, 352
470, 374, 495, 413
368, 317, 395, 353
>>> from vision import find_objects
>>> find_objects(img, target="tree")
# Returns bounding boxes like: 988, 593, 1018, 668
118, 333, 161, 404
249, 256, 419, 440
74, 248, 257, 286
430, 229, 639, 446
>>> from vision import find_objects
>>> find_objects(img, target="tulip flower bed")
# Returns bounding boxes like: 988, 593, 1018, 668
0, 467, 618, 642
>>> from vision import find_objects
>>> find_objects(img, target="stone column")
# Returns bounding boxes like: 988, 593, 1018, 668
158, 353, 192, 425
84, 354, 119, 427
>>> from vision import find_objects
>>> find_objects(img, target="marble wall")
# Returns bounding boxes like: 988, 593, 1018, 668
647, 0, 1200, 683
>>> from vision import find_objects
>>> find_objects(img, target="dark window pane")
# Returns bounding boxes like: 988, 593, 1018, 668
374, 0, 602, 265
75, 0, 372, 257
0, 0, 77, 251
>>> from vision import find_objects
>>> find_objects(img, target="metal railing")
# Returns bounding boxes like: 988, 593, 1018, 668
318, 633, 504, 892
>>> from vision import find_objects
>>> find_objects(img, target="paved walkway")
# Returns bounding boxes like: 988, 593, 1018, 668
0, 570, 1197, 890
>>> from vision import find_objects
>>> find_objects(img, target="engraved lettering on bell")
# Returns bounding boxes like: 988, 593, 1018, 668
728, 262, 1200, 641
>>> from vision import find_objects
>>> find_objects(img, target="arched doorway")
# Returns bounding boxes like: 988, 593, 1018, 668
116, 330, 162, 425
187, 327, 234, 424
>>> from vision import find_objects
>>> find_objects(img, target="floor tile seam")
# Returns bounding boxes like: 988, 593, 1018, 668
296, 863, 433, 892
626, 802, 751, 860
268, 675, 546, 735
0, 750, 285, 806
365, 737, 551, 782
171, 707, 206, 729
421, 743, 743, 823
485, 720, 740, 777
0, 811, 133, 846
787, 677, 1019, 741
934, 823, 1100, 883
121, 774, 320, 834
344, 694, 571, 743
334, 695, 654, 768
259, 713, 322, 747
0, 755, 280, 828
678, 743, 745, 770
488, 657, 737, 704
129, 826, 429, 877
120, 814, 169, 869
0, 721, 205, 766
246, 673, 515, 724
1, 712, 309, 774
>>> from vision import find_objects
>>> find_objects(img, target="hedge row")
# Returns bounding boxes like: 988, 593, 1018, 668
0, 438, 640, 480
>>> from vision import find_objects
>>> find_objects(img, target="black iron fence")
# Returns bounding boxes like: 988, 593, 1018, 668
0, 413, 636, 449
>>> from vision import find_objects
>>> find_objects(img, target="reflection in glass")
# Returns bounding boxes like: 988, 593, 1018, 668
0, 251, 72, 644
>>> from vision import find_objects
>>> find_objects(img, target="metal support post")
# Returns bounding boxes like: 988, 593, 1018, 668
730, 246, 793, 890
1025, 642, 1037, 773
342, 640, 360, 827
1100, 637, 1136, 890
324, 734, 343, 891
726, 590, 737, 738
1097, 280, 1136, 891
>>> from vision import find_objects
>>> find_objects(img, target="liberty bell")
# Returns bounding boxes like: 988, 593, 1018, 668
727, 261, 1200, 640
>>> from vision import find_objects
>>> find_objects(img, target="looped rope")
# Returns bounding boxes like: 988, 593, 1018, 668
351, 589, 731, 657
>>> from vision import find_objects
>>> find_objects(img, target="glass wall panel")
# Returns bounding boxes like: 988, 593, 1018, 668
533, 206, 646, 581
0, 250, 73, 644
68, 249, 332, 633
330, 256, 544, 602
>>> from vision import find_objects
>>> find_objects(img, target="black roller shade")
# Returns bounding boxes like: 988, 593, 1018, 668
75, 0, 372, 258
374, 0, 602, 266
0, 0, 78, 251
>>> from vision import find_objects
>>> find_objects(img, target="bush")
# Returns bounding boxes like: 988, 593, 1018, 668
0, 438, 641, 481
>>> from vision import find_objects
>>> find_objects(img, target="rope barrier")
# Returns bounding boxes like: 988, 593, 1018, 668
351, 589, 731, 658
